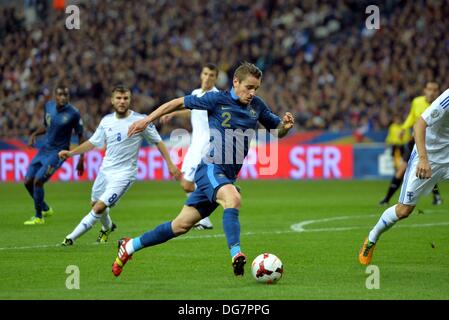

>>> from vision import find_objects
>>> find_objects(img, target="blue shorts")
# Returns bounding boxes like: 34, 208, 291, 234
25, 149, 64, 183
185, 162, 236, 218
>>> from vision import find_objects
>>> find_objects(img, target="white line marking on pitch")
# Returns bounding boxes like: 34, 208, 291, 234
1, 214, 448, 251
290, 214, 449, 233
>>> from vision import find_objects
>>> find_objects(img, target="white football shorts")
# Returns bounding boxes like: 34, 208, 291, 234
399, 150, 449, 205
91, 170, 134, 207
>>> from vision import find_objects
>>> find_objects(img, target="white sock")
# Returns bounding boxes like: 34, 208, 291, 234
100, 207, 112, 231
368, 205, 399, 243
198, 216, 213, 227
125, 239, 135, 255
67, 210, 102, 241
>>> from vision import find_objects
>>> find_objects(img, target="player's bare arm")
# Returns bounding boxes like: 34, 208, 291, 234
276, 112, 294, 138
28, 126, 47, 146
76, 132, 86, 176
59, 141, 95, 160
128, 97, 185, 137
156, 141, 182, 180
413, 117, 431, 179
160, 109, 191, 124
28, 99, 48, 146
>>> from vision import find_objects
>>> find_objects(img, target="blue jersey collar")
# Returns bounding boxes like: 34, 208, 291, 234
230, 87, 239, 101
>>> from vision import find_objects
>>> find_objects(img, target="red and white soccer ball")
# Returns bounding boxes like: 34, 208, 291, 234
251, 253, 283, 284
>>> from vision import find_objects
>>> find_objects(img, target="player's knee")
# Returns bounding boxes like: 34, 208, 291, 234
226, 193, 241, 209
33, 178, 44, 187
92, 201, 107, 214
396, 203, 414, 219
172, 220, 191, 235
24, 178, 33, 188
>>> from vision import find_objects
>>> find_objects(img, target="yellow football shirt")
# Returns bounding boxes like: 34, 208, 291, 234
401, 96, 430, 130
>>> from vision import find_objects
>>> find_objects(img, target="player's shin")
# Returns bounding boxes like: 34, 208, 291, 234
33, 185, 45, 218
368, 205, 399, 243
100, 207, 112, 231
223, 208, 241, 257
126, 221, 177, 255
384, 176, 403, 202
67, 210, 102, 241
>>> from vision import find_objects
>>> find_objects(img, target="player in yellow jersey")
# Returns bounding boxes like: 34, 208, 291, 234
385, 113, 411, 172
379, 82, 442, 205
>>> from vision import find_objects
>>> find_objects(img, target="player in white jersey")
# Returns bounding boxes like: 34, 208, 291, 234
359, 87, 449, 265
58, 86, 181, 246
161, 63, 219, 230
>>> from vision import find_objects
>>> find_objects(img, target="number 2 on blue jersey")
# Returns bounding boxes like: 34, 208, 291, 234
221, 112, 231, 128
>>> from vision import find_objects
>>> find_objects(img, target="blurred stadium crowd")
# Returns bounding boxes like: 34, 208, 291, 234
1, 0, 448, 139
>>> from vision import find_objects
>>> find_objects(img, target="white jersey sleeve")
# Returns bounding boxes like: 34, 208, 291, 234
142, 122, 162, 145
420, 88, 449, 164
89, 118, 107, 148
421, 88, 449, 126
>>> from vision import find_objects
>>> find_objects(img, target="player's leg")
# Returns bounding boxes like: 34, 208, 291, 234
88, 171, 113, 234
112, 205, 203, 276
63, 173, 105, 245
193, 162, 246, 275
24, 153, 62, 225
62, 173, 129, 245
360, 152, 441, 265
96, 202, 116, 243
62, 200, 108, 245
24, 164, 51, 214
431, 184, 443, 205
23, 167, 46, 225
359, 202, 415, 265
215, 183, 246, 275
379, 161, 406, 205
380, 141, 413, 205
93, 173, 124, 242
181, 149, 213, 230
24, 160, 41, 206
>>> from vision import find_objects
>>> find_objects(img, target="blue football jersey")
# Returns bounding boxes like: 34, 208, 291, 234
184, 88, 281, 179
42, 101, 83, 152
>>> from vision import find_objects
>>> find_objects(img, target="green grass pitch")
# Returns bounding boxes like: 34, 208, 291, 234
1, 180, 448, 300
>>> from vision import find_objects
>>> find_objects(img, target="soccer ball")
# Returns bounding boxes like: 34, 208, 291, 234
251, 253, 283, 284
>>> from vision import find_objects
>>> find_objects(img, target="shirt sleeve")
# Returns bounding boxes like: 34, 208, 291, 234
385, 125, 394, 145
401, 99, 418, 130
184, 91, 218, 112
142, 122, 162, 144
421, 90, 449, 127
257, 99, 281, 130
88, 122, 106, 148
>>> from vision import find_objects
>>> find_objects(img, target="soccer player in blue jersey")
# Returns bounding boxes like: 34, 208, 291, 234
111, 62, 294, 277
23, 84, 85, 225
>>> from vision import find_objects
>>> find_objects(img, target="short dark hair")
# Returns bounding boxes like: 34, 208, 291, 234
203, 63, 219, 76
54, 83, 68, 93
233, 62, 262, 82
112, 85, 131, 96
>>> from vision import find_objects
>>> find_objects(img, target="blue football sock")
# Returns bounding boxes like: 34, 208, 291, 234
223, 208, 241, 258
230, 245, 241, 258
138, 221, 176, 250
33, 185, 45, 218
